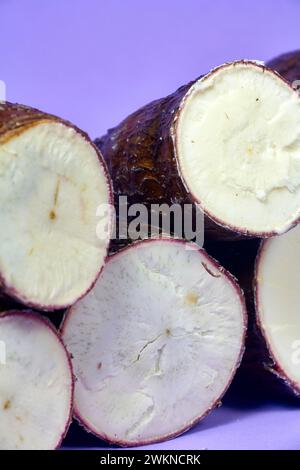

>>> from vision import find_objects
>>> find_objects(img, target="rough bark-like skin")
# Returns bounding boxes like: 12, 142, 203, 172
267, 50, 300, 84
0, 102, 53, 140
0, 101, 92, 144
96, 78, 243, 243
101, 55, 300, 398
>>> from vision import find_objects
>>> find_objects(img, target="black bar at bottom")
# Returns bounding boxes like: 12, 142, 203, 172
1, 450, 298, 466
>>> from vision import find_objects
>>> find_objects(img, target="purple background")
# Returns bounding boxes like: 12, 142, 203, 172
1, 0, 300, 139
1, 0, 300, 450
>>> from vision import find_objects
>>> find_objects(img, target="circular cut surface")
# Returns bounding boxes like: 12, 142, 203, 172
63, 239, 245, 446
176, 61, 300, 235
0, 121, 111, 309
0, 311, 73, 450
256, 225, 300, 392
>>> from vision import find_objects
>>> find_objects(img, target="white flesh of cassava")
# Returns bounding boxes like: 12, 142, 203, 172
0, 312, 73, 450
0, 121, 111, 308
63, 239, 245, 445
176, 62, 300, 235
256, 225, 300, 391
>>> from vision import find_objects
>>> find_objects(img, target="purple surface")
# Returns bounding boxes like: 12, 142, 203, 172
1, 0, 300, 450
64, 401, 300, 450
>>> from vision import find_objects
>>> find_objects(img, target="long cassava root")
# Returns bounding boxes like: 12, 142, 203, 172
97, 60, 300, 241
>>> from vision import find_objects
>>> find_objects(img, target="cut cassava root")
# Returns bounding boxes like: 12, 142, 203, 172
0, 311, 73, 449
204, 239, 286, 398
255, 226, 300, 396
96, 61, 300, 240
231, 51, 300, 398
62, 238, 246, 446
0, 103, 112, 310
205, 235, 300, 399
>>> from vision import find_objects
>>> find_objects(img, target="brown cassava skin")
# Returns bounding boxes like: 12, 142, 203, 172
97, 61, 300, 242
96, 69, 248, 242
0, 102, 58, 142
267, 50, 300, 84
96, 80, 211, 249
0, 101, 103, 149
